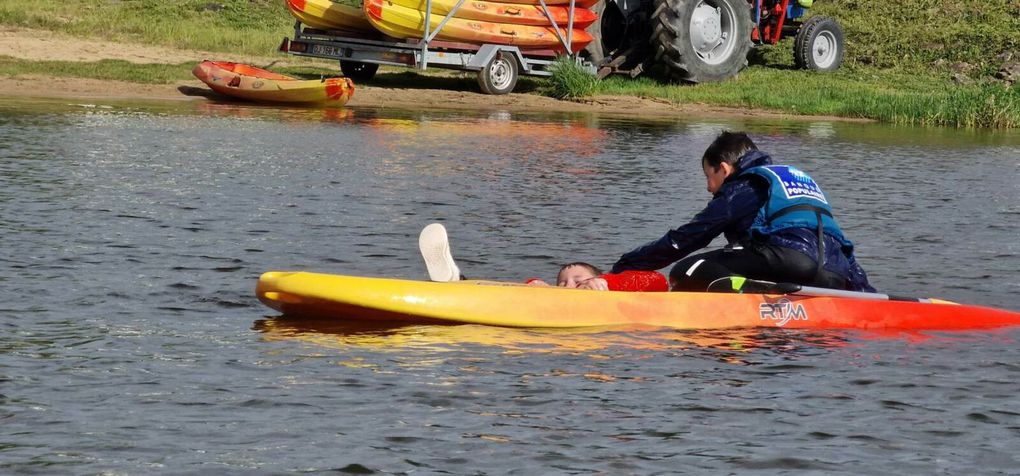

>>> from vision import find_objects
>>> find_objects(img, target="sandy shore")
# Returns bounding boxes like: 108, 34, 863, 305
0, 27, 855, 121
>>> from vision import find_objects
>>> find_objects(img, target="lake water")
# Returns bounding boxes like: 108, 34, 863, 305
2, 97, 1019, 474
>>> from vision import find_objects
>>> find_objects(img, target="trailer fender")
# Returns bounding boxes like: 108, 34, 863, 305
467, 45, 526, 73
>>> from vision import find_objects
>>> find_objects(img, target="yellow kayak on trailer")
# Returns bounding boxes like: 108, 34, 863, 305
385, 0, 597, 27
256, 271, 1020, 330
364, 0, 593, 52
286, 0, 375, 32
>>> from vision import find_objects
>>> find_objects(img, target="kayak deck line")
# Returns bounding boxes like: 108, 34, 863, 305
256, 271, 1020, 331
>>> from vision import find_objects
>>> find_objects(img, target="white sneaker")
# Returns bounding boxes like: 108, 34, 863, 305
419, 223, 461, 282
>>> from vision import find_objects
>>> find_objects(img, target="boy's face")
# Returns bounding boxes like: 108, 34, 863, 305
557, 265, 598, 288
703, 160, 734, 195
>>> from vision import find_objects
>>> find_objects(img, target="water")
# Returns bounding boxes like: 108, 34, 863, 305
2, 98, 1019, 474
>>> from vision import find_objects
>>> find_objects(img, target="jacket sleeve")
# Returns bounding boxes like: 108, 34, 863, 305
601, 271, 669, 292
610, 180, 766, 273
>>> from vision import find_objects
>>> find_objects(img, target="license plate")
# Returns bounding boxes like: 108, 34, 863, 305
310, 44, 345, 58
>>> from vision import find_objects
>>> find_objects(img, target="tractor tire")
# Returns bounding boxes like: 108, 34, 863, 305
583, 0, 607, 65
650, 0, 754, 83
793, 16, 844, 72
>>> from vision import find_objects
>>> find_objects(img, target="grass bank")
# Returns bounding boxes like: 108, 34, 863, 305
1, 0, 1017, 128
0, 0, 291, 55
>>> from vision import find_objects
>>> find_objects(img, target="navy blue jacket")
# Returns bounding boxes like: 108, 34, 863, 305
611, 151, 875, 292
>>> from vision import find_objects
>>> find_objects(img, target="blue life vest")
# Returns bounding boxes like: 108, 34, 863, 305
740, 164, 854, 253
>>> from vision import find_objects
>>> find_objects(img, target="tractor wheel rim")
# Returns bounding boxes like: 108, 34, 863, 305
689, 0, 736, 65
812, 31, 837, 68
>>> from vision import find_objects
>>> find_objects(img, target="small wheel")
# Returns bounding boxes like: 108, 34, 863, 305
793, 16, 844, 72
340, 60, 379, 80
477, 53, 518, 95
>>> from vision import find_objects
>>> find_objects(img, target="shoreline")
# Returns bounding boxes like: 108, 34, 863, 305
0, 27, 868, 123
0, 74, 869, 123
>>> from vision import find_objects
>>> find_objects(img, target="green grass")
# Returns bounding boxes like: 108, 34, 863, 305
588, 66, 1020, 128
0, 0, 293, 55
811, 0, 1020, 75
0, 56, 196, 83
546, 57, 600, 99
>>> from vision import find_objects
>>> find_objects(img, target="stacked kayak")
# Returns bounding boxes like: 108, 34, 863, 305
286, 0, 596, 52
256, 272, 1020, 331
192, 61, 355, 106
386, 0, 597, 27
285, 0, 375, 32
364, 0, 592, 52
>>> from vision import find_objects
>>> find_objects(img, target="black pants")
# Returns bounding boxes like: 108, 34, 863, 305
668, 244, 847, 292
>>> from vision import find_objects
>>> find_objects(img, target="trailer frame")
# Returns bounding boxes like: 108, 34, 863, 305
280, 0, 595, 94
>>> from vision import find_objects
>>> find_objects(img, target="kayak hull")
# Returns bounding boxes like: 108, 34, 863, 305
286, 0, 376, 32
386, 0, 597, 27
364, 0, 593, 52
192, 61, 355, 106
256, 272, 1020, 330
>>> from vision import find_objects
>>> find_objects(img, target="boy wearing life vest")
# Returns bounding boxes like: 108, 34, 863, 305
611, 131, 875, 293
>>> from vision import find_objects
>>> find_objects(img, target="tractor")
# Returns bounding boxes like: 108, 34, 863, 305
586, 0, 845, 82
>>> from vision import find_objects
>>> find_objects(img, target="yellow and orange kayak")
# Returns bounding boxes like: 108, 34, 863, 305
386, 0, 597, 27
256, 272, 1020, 331
364, 0, 592, 52
285, 0, 375, 32
192, 61, 355, 106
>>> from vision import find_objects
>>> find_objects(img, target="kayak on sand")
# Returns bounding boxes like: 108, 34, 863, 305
192, 61, 356, 106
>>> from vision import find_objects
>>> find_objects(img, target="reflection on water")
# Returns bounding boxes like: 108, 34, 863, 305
253, 317, 858, 362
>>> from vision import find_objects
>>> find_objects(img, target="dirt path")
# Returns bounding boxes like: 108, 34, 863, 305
0, 27, 849, 121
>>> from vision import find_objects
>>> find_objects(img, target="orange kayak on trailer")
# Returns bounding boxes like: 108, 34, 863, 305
285, 0, 376, 32
256, 272, 1020, 331
192, 61, 355, 106
386, 0, 597, 28
364, 0, 593, 52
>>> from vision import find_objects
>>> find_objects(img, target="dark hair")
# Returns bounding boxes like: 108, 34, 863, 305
702, 131, 757, 170
558, 262, 603, 276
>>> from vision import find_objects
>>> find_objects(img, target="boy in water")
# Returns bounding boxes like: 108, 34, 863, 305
526, 262, 668, 291
419, 224, 667, 291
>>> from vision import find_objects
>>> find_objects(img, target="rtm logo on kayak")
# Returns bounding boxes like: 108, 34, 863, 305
759, 298, 808, 327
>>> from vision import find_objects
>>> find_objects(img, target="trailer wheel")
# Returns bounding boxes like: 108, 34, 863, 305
340, 60, 379, 81
793, 16, 844, 72
650, 0, 754, 83
477, 53, 518, 95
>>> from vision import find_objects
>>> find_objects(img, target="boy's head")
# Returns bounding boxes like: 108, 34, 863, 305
557, 262, 602, 288
701, 131, 757, 195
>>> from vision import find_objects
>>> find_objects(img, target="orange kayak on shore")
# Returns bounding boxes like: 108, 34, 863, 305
192, 61, 355, 106
364, 0, 592, 52
257, 272, 1020, 331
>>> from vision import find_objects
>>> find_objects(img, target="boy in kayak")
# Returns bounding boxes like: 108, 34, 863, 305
525, 262, 668, 291
419, 224, 667, 291
610, 131, 875, 293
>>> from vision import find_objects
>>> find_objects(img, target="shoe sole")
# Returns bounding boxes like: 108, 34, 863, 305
419, 223, 460, 282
